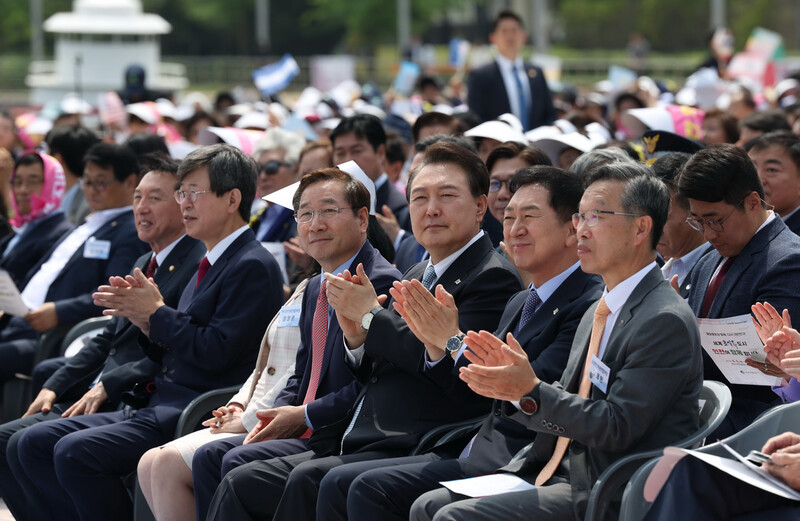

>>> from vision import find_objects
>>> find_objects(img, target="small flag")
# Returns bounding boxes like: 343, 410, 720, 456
253, 54, 300, 97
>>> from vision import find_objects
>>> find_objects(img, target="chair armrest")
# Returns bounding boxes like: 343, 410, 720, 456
173, 385, 241, 439
410, 416, 484, 456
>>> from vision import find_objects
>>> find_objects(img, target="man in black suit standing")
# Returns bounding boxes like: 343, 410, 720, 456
0, 155, 206, 521
467, 10, 556, 131
205, 141, 523, 521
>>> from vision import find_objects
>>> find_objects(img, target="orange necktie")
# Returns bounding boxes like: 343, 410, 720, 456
535, 297, 610, 486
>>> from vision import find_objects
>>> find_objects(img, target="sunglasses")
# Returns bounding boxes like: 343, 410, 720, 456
259, 161, 293, 175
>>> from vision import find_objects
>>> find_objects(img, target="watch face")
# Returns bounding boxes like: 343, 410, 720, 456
361, 313, 373, 331
446, 334, 464, 353
520, 396, 538, 414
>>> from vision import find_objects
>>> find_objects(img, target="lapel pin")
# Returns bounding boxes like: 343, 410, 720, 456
553, 308, 559, 315
111, 221, 117, 227
455, 279, 461, 285
169, 265, 175, 272
528, 69, 537, 78
686, 284, 691, 290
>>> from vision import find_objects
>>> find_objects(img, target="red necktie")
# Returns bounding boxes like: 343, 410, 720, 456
196, 257, 211, 288
300, 279, 328, 438
701, 257, 734, 318
146, 256, 158, 279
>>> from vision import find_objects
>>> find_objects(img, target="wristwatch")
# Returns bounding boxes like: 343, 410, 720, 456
519, 383, 541, 415
445, 333, 466, 354
360, 305, 384, 331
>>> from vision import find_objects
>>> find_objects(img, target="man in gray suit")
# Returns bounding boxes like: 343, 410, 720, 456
411, 163, 704, 521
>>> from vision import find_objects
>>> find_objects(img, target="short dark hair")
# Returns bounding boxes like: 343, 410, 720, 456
651, 152, 693, 210
329, 114, 386, 151
486, 142, 552, 174
385, 133, 407, 165
140, 153, 180, 178
409, 141, 489, 199
744, 130, 800, 171
125, 132, 170, 157
509, 166, 583, 224
14, 152, 44, 173
45, 125, 99, 177
677, 144, 765, 208
586, 162, 669, 250
412, 112, 456, 143
292, 167, 370, 216
414, 134, 477, 155
492, 9, 524, 32
703, 108, 739, 144
739, 110, 791, 134
178, 144, 257, 223
84, 143, 140, 183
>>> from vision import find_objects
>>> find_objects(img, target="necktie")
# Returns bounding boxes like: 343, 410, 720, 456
146, 256, 158, 279
701, 257, 734, 318
535, 297, 611, 486
514, 288, 542, 335
300, 279, 328, 438
196, 257, 211, 288
421, 264, 437, 290
512, 65, 530, 131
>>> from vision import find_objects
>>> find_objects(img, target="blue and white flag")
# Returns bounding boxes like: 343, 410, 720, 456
253, 54, 300, 96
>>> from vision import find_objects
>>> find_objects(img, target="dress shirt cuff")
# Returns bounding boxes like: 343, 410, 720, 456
304, 404, 314, 430
343, 334, 365, 367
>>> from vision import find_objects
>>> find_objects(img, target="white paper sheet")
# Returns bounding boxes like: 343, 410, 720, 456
262, 242, 289, 285
697, 314, 781, 386
0, 270, 29, 316
439, 473, 536, 498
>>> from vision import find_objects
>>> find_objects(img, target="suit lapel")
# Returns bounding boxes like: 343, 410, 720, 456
433, 234, 493, 292
600, 267, 662, 362
193, 229, 255, 297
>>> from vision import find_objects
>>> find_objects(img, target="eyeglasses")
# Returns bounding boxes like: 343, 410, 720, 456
489, 179, 511, 193
80, 178, 117, 191
685, 204, 739, 233
294, 207, 355, 224
11, 177, 44, 189
572, 209, 642, 228
174, 190, 214, 204
259, 161, 293, 175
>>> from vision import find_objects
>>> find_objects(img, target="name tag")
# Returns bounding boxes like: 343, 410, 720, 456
589, 355, 610, 394
83, 238, 111, 260
276, 304, 301, 328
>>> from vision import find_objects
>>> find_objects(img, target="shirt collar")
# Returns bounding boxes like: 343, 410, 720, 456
154, 234, 188, 268
426, 230, 484, 281
532, 261, 581, 304
783, 205, 800, 222
373, 173, 389, 190
321, 240, 368, 280
496, 54, 524, 71
206, 225, 250, 265
85, 205, 132, 226
603, 262, 657, 316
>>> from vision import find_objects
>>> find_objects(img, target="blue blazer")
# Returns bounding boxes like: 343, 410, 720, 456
43, 235, 205, 404
0, 211, 72, 290
22, 210, 148, 325
466, 61, 556, 130
688, 217, 800, 436
251, 205, 297, 244
273, 241, 401, 429
376, 181, 412, 232
783, 211, 800, 237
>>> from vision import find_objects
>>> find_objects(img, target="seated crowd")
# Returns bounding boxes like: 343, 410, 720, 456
3, 8, 800, 521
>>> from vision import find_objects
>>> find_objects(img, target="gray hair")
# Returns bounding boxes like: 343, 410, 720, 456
178, 144, 257, 223
570, 147, 635, 184
252, 128, 307, 163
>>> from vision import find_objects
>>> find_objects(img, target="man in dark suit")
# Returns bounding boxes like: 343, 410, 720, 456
746, 131, 800, 235
408, 164, 702, 521
0, 143, 149, 385
0, 155, 205, 521
680, 144, 800, 439
650, 152, 711, 298
205, 141, 523, 521
467, 10, 556, 131
331, 114, 412, 232
190, 167, 401, 520
315, 166, 603, 521
13, 144, 284, 521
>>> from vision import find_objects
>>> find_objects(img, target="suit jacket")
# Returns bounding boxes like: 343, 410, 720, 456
144, 229, 283, 422
0, 211, 72, 289
688, 217, 800, 434
467, 61, 556, 130
42, 236, 205, 405
462, 269, 603, 471
326, 233, 523, 456
21, 209, 149, 325
376, 181, 412, 232
273, 242, 401, 429
394, 233, 425, 274
678, 244, 714, 299
782, 210, 800, 237
251, 205, 297, 244
504, 266, 703, 520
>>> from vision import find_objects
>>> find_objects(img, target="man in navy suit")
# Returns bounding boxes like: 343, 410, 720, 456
0, 143, 148, 384
13, 144, 283, 521
0, 155, 206, 521
680, 144, 800, 438
316, 166, 604, 521
746, 131, 800, 236
467, 10, 556, 131
331, 114, 412, 232
191, 167, 401, 520
205, 141, 523, 521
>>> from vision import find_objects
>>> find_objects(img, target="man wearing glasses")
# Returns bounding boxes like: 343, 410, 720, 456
15, 144, 285, 521
679, 144, 800, 439
0, 142, 148, 387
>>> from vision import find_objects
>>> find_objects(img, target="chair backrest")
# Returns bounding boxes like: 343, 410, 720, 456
583, 380, 732, 521
61, 316, 115, 357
